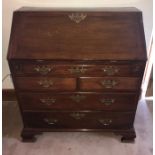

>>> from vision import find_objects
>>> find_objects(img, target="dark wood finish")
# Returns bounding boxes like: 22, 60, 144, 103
21, 130, 37, 142
21, 129, 42, 142
21, 127, 136, 142
11, 61, 145, 77
80, 77, 141, 91
18, 92, 138, 111
7, 8, 146, 61
114, 128, 136, 142
7, 7, 147, 142
2, 89, 17, 101
23, 111, 134, 129
14, 77, 76, 91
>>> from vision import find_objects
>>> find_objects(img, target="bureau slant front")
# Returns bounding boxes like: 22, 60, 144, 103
7, 7, 147, 142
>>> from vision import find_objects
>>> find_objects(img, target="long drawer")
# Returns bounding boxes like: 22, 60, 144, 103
80, 77, 141, 91
14, 77, 76, 91
11, 61, 145, 77
19, 92, 138, 111
23, 111, 134, 129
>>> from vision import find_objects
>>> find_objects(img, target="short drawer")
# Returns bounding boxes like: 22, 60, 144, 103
14, 77, 76, 91
80, 77, 141, 91
23, 111, 134, 129
11, 61, 145, 77
19, 92, 138, 111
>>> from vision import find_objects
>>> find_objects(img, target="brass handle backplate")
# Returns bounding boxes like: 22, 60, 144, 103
100, 79, 118, 89
99, 119, 112, 126
68, 66, 87, 75
38, 79, 53, 88
68, 13, 87, 23
100, 98, 115, 106
34, 65, 53, 75
102, 66, 119, 75
70, 112, 86, 120
44, 118, 58, 125
70, 94, 86, 103
40, 97, 56, 106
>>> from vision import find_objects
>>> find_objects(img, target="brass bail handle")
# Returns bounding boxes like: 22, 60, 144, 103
70, 112, 86, 120
44, 118, 58, 125
68, 13, 87, 24
34, 65, 53, 75
100, 98, 115, 106
99, 119, 112, 126
70, 94, 86, 103
68, 66, 87, 75
102, 66, 119, 75
40, 97, 56, 106
38, 79, 53, 88
100, 79, 118, 89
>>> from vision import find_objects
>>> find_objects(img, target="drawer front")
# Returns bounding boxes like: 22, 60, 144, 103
11, 62, 144, 77
14, 77, 76, 91
80, 77, 141, 91
23, 111, 134, 129
19, 92, 138, 111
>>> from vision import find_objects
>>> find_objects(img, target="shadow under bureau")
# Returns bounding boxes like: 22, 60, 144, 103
7, 7, 147, 142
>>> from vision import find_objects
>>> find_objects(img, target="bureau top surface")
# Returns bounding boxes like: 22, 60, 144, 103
8, 7, 147, 61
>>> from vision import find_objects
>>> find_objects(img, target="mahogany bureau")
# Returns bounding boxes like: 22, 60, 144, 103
7, 7, 147, 142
